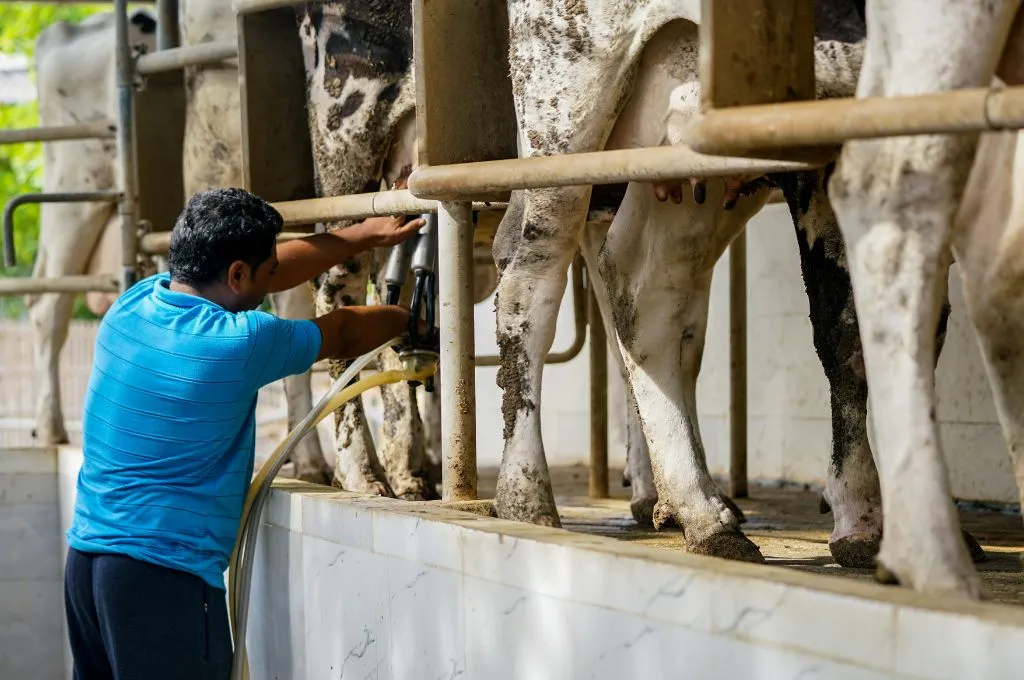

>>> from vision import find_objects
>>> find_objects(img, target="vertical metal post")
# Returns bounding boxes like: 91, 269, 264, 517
729, 232, 749, 498
155, 0, 180, 51
114, 0, 139, 292
587, 269, 609, 499
438, 201, 477, 501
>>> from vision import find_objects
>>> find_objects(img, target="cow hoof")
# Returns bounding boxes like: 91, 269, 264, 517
495, 468, 561, 528
494, 492, 562, 528
332, 477, 394, 498
630, 495, 658, 527
687, 531, 764, 564
392, 475, 439, 502
495, 504, 562, 528
830, 534, 881, 569
652, 500, 680, 530
32, 426, 70, 446
721, 495, 747, 525
963, 530, 986, 563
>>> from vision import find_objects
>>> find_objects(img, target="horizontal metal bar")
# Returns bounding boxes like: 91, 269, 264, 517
233, 0, 312, 14
407, 145, 817, 200
139, 229, 313, 256
273, 190, 507, 227
2, 1, 153, 3
0, 121, 115, 146
0, 275, 119, 296
136, 40, 237, 75
4, 191, 121, 267
1, 1, 153, 3
686, 85, 1024, 156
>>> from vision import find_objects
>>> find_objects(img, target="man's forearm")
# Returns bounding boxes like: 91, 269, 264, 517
314, 305, 411, 361
270, 229, 375, 293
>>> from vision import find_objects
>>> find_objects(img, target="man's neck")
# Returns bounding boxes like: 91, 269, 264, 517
169, 279, 236, 311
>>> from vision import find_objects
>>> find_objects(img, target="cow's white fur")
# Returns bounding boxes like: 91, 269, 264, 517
828, 0, 1024, 596
30, 12, 156, 445
494, 1, 895, 561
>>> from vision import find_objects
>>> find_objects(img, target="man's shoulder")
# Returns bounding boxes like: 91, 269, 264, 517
98, 274, 254, 362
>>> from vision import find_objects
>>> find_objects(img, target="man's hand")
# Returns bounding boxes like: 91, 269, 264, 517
351, 214, 425, 248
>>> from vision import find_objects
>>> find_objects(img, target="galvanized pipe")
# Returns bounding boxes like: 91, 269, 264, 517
0, 275, 119, 296
114, 0, 140, 291
407, 146, 817, 201
729, 233, 748, 499
139, 229, 313, 256
3, 191, 121, 267
438, 201, 477, 501
587, 273, 609, 500
687, 85, 1024, 156
476, 255, 586, 367
0, 121, 115, 146
137, 40, 237, 75
273, 190, 506, 227
233, 0, 314, 14
155, 0, 179, 51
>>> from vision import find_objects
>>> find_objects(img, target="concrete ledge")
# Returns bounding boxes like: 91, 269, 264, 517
248, 478, 1024, 680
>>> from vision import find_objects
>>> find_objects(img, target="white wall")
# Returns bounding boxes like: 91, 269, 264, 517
460, 203, 1016, 503
247, 481, 1024, 680
0, 448, 64, 680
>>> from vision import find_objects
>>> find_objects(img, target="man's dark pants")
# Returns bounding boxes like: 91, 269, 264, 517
64, 547, 233, 680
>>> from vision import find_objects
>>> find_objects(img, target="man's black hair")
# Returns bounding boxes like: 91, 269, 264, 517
167, 187, 283, 286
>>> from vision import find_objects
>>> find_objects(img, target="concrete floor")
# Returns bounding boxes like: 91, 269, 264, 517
478, 464, 1024, 606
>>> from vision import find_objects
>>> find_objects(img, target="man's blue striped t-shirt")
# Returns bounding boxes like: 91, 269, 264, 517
66, 272, 322, 589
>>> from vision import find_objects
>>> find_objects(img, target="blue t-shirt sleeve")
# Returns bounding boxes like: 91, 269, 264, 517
243, 310, 322, 388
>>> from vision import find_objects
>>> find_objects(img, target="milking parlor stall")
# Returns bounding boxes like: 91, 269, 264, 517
5, 0, 1024, 677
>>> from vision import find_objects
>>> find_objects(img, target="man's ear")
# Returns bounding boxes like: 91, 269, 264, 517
225, 260, 250, 293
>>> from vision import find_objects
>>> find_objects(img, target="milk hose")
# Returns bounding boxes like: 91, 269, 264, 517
226, 338, 439, 680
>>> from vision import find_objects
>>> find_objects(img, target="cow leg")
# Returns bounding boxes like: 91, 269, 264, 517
29, 202, 112, 445
599, 179, 766, 561
368, 261, 436, 501
828, 0, 1019, 596
29, 291, 75, 446
776, 168, 978, 568
493, 188, 589, 526
421, 378, 443, 494
269, 285, 331, 484
955, 129, 1024, 561
783, 169, 918, 565
297, 3, 418, 498
313, 261, 394, 496
579, 217, 658, 524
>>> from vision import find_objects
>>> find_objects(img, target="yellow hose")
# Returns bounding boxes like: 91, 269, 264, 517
227, 362, 437, 680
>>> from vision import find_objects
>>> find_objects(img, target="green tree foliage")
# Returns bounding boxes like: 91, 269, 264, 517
0, 3, 108, 319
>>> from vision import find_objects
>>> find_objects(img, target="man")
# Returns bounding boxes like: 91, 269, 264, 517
63, 187, 426, 679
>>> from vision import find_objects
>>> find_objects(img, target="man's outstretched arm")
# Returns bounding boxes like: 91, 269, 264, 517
311, 305, 413, 362
269, 214, 425, 294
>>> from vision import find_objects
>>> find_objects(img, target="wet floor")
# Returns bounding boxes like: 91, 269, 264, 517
478, 464, 1024, 606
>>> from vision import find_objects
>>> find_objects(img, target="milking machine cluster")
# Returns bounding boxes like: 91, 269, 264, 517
384, 212, 440, 391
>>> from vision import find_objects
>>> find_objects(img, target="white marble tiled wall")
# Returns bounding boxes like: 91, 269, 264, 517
0, 448, 64, 680
247, 483, 1024, 680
